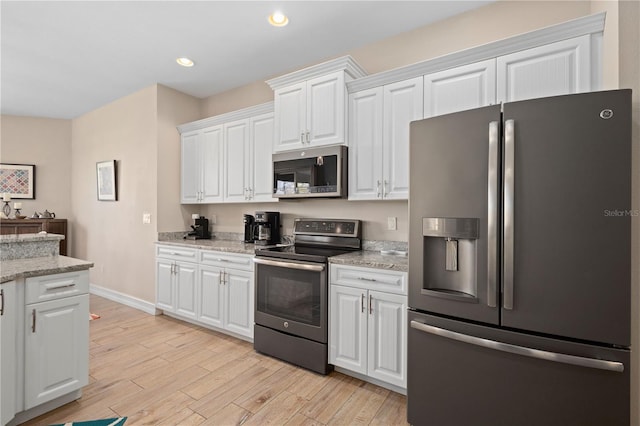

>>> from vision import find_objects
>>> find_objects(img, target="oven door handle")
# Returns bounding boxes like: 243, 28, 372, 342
253, 257, 326, 272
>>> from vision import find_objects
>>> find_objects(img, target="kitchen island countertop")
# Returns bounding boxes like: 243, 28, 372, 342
1, 255, 94, 284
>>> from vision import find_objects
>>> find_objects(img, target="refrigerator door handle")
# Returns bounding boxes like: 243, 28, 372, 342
487, 121, 499, 308
410, 320, 624, 373
503, 119, 515, 310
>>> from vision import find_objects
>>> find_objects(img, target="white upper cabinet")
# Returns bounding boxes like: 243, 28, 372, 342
180, 126, 223, 204
424, 59, 497, 118
267, 56, 367, 153
250, 113, 276, 202
348, 77, 422, 201
497, 35, 591, 103
178, 103, 277, 204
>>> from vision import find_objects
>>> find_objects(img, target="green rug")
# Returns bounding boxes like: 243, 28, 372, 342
51, 417, 127, 426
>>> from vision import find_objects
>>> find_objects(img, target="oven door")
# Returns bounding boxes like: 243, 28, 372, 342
254, 257, 327, 343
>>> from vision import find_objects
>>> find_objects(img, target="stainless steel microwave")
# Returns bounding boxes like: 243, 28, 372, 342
272, 145, 347, 198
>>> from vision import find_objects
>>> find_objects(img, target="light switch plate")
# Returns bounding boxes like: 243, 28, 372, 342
387, 216, 397, 230
143, 213, 151, 224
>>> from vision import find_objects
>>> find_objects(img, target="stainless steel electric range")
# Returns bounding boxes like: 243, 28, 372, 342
253, 218, 361, 374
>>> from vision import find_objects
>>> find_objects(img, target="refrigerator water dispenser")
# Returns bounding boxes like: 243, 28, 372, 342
422, 218, 479, 301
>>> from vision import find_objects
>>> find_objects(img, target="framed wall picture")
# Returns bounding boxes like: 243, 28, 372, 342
0, 163, 36, 199
96, 160, 117, 201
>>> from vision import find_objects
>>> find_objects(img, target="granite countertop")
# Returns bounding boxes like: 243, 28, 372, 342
0, 233, 64, 243
156, 239, 257, 255
1, 255, 94, 284
329, 250, 408, 272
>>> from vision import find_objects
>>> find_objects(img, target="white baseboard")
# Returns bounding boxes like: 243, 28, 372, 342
89, 283, 159, 315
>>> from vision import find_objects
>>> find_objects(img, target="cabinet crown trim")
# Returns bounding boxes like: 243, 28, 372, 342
347, 12, 605, 93
177, 102, 274, 134
266, 55, 367, 90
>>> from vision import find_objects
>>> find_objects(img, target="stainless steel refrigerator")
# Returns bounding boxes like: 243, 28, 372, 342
407, 89, 631, 425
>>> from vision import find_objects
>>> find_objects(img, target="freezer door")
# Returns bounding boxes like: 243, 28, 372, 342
407, 310, 630, 426
409, 105, 501, 324
502, 89, 631, 346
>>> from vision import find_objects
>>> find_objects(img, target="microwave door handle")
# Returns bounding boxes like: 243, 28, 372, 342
503, 119, 515, 310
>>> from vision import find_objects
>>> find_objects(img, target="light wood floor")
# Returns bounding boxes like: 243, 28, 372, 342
23, 295, 408, 426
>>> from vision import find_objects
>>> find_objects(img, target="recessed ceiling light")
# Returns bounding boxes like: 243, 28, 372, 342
268, 11, 289, 27
176, 57, 194, 67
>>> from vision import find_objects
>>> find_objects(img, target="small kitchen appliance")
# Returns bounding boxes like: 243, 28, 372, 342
185, 216, 211, 240
254, 211, 280, 245
243, 214, 256, 243
253, 218, 361, 374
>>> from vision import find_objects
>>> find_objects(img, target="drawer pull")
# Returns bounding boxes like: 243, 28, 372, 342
32, 309, 36, 333
45, 281, 76, 291
357, 276, 377, 282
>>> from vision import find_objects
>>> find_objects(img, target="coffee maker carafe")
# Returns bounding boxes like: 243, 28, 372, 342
243, 214, 256, 243
254, 211, 280, 245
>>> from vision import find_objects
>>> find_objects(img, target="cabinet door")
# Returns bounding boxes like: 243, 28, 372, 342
224, 269, 254, 339
175, 261, 197, 320
329, 285, 367, 375
382, 77, 423, 200
24, 294, 89, 409
1, 282, 17, 426
307, 71, 346, 147
250, 113, 276, 202
367, 291, 407, 388
156, 259, 174, 311
181, 131, 202, 204
424, 59, 497, 118
348, 87, 384, 200
497, 35, 591, 103
198, 265, 224, 329
224, 119, 250, 202
274, 82, 306, 152
201, 125, 224, 203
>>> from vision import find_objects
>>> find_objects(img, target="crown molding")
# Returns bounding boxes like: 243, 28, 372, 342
266, 55, 368, 90
347, 12, 605, 93
177, 101, 274, 134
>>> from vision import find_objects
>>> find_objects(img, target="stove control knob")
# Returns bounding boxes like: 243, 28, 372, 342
283, 321, 289, 328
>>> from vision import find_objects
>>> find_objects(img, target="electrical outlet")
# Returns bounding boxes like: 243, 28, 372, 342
210, 215, 217, 224
143, 213, 151, 224
387, 216, 397, 231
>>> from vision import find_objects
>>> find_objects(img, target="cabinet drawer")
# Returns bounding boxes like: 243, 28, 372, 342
156, 245, 198, 262
25, 270, 90, 304
199, 250, 253, 271
330, 264, 407, 295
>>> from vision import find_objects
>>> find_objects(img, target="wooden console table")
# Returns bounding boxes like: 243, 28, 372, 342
0, 218, 68, 255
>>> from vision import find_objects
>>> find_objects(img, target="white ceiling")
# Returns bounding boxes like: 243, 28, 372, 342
1, 1, 492, 119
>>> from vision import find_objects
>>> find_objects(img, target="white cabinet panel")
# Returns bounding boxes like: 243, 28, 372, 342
274, 82, 307, 151
497, 35, 591, 103
367, 291, 407, 388
330, 285, 367, 375
198, 266, 223, 329
250, 113, 276, 202
382, 77, 423, 200
224, 119, 250, 202
224, 269, 254, 339
348, 87, 383, 200
156, 259, 175, 311
1, 282, 18, 426
307, 71, 345, 146
180, 131, 201, 203
201, 126, 224, 203
24, 294, 89, 409
424, 59, 497, 118
175, 262, 197, 320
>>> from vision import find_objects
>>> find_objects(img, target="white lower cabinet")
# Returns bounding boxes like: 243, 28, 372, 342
1, 281, 18, 426
329, 264, 407, 390
24, 294, 89, 409
155, 245, 254, 340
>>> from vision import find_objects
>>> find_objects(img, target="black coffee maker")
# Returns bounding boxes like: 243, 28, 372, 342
243, 214, 256, 243
254, 211, 280, 245
185, 216, 211, 240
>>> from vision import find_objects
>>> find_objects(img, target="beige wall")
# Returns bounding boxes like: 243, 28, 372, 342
156, 85, 202, 232
0, 115, 72, 220
617, 1, 640, 424
71, 86, 158, 302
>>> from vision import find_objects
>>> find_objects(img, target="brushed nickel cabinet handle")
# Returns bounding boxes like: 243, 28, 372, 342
32, 309, 36, 333
369, 294, 373, 314
0, 289, 4, 316
361, 293, 365, 313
